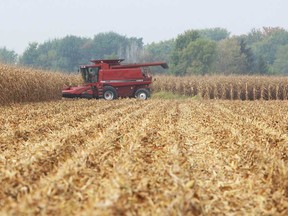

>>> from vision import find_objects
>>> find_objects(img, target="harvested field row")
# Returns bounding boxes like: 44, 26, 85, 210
0, 99, 287, 215
153, 75, 288, 100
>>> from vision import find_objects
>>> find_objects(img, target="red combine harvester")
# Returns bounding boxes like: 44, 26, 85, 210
62, 59, 168, 100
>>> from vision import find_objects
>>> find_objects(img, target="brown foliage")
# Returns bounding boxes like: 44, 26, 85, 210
153, 75, 288, 100
1, 64, 288, 105
0, 64, 82, 105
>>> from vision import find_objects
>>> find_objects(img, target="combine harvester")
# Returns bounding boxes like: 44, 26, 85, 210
62, 59, 168, 100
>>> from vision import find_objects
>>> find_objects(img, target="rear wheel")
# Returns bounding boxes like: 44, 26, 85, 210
103, 86, 118, 100
135, 89, 150, 100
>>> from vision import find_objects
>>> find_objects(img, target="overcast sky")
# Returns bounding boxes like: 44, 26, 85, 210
0, 0, 287, 54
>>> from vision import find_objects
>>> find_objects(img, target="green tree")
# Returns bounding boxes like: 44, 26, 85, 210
174, 30, 201, 51
19, 37, 90, 72
256, 55, 269, 74
56, 35, 89, 71
245, 28, 264, 45
19, 32, 143, 72
213, 38, 247, 74
183, 39, 217, 75
199, 28, 230, 41
19, 42, 39, 66
239, 38, 255, 73
141, 39, 175, 73
0, 47, 17, 64
170, 30, 201, 75
143, 39, 175, 62
33, 40, 61, 70
125, 38, 144, 62
239, 27, 287, 74
91, 32, 143, 62
271, 45, 288, 74
92, 32, 127, 59
252, 28, 288, 69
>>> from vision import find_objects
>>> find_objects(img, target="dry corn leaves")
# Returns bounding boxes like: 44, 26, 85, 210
0, 99, 287, 215
2, 63, 288, 107
0, 64, 82, 106
153, 75, 288, 100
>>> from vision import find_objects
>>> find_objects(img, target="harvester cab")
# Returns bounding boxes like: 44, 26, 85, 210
81, 67, 99, 83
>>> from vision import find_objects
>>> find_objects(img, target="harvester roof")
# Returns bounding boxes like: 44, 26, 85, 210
90, 59, 124, 65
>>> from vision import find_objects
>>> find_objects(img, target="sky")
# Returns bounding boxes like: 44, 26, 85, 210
0, 0, 287, 54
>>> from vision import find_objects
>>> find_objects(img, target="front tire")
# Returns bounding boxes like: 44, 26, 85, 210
103, 86, 118, 100
135, 89, 150, 100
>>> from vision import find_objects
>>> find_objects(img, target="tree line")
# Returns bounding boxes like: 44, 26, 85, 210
1, 27, 288, 75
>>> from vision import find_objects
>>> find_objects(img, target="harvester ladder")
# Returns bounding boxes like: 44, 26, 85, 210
98, 86, 103, 98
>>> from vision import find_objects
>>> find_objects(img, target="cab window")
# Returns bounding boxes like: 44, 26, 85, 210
81, 67, 99, 83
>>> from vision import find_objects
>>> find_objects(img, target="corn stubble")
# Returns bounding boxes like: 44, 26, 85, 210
0, 99, 287, 215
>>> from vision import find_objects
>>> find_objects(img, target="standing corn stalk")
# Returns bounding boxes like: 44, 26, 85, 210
152, 75, 288, 100
0, 64, 82, 105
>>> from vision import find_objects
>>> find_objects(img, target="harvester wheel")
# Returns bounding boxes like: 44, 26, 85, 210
103, 86, 118, 100
135, 89, 150, 100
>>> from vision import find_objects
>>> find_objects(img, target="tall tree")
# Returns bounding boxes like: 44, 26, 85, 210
0, 47, 17, 64
57, 35, 89, 71
92, 32, 143, 62
19, 32, 143, 72
174, 30, 201, 51
125, 38, 144, 63
170, 30, 201, 75
199, 28, 230, 41
256, 56, 269, 74
141, 39, 175, 62
183, 39, 217, 75
213, 38, 247, 74
245, 28, 264, 45
19, 37, 90, 72
252, 28, 288, 69
140, 39, 175, 74
271, 45, 288, 74
92, 32, 128, 59
239, 38, 255, 73
19, 43, 39, 67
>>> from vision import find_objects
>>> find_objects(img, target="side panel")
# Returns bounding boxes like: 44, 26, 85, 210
116, 86, 135, 98
102, 68, 143, 81
113, 85, 150, 98
99, 68, 152, 98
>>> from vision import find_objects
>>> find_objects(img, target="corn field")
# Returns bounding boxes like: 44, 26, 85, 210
0, 64, 81, 105
153, 75, 288, 100
2, 64, 288, 105
0, 65, 287, 214
0, 99, 287, 215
